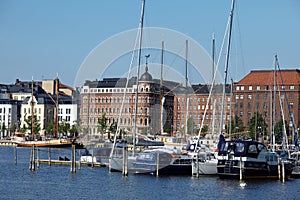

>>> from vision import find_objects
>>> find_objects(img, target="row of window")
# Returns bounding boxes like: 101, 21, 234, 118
236, 85, 295, 91
177, 113, 230, 120
0, 108, 11, 114
84, 88, 133, 93
58, 116, 71, 122
58, 108, 71, 114
235, 102, 294, 110
83, 96, 154, 104
83, 107, 150, 115
236, 93, 295, 100
85, 117, 149, 126
177, 97, 231, 103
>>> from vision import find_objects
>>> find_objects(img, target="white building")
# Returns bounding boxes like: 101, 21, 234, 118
0, 99, 19, 138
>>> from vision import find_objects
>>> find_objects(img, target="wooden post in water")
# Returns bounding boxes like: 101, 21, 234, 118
29, 145, 35, 171
91, 148, 94, 168
156, 152, 159, 177
48, 148, 51, 166
78, 149, 81, 170
282, 160, 285, 183
278, 157, 281, 180
70, 144, 76, 173
37, 148, 40, 168
122, 146, 128, 176
14, 146, 17, 165
239, 156, 243, 181
196, 154, 199, 178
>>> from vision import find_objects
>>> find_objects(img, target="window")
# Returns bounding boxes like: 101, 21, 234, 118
66, 109, 71, 114
249, 86, 252, 90
248, 95, 252, 100
257, 86, 260, 90
241, 86, 244, 91
290, 94, 294, 99
290, 85, 295, 90
236, 86, 240, 91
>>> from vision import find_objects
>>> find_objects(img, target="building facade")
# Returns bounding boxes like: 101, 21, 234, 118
233, 69, 300, 138
80, 67, 175, 139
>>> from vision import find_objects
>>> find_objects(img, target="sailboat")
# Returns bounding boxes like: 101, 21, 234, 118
109, 0, 148, 174
216, 34, 294, 180
12, 77, 76, 148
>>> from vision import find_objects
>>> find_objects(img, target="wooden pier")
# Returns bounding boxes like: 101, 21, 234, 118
35, 159, 108, 167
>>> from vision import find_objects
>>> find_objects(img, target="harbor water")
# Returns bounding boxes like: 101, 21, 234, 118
0, 146, 299, 200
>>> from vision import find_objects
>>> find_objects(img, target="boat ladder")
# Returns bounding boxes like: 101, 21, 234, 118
224, 160, 233, 173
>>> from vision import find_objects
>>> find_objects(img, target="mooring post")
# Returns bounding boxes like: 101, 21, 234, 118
14, 146, 17, 165
239, 156, 243, 181
156, 152, 159, 177
70, 145, 73, 173
282, 160, 285, 183
37, 148, 40, 168
278, 157, 281, 180
122, 146, 128, 176
78, 149, 81, 170
29, 145, 35, 171
70, 144, 76, 173
196, 154, 199, 178
48, 147, 51, 166
91, 148, 94, 168
73, 144, 76, 173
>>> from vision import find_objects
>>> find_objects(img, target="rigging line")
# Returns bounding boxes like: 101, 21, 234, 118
276, 59, 297, 142
110, 8, 142, 159
193, 2, 232, 149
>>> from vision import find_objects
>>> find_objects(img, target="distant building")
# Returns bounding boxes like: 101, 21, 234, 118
0, 99, 20, 138
233, 69, 300, 138
0, 78, 78, 137
80, 66, 175, 139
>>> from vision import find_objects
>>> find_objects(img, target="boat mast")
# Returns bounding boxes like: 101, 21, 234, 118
31, 77, 35, 140
133, 0, 145, 156
160, 40, 164, 135
55, 76, 59, 139
272, 55, 278, 151
219, 0, 235, 136
184, 39, 188, 142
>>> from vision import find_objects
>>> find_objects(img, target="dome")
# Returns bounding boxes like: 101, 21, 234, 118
140, 66, 152, 81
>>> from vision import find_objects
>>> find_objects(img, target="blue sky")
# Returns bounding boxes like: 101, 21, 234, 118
0, 0, 299, 87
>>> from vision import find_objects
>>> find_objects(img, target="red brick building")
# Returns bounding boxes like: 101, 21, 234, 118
233, 69, 300, 136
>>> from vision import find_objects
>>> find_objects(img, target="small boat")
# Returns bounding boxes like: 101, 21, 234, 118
290, 151, 300, 178
129, 148, 192, 176
80, 149, 98, 164
217, 140, 294, 179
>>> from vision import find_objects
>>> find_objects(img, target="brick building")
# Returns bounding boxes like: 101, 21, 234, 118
233, 69, 300, 137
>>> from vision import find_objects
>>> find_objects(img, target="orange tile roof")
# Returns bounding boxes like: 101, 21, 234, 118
238, 69, 300, 85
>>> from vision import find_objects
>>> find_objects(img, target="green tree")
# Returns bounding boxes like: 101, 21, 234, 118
45, 122, 55, 136
274, 118, 289, 144
98, 113, 107, 138
247, 112, 268, 140
59, 121, 70, 137
24, 115, 41, 135
69, 124, 78, 138
108, 121, 117, 139
187, 117, 195, 135
226, 115, 245, 136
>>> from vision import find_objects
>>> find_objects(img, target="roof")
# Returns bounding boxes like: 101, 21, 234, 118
238, 69, 300, 85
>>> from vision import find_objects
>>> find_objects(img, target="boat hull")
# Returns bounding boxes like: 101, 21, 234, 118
14, 139, 73, 148
217, 160, 294, 179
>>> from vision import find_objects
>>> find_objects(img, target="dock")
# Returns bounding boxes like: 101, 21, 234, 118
35, 159, 108, 167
